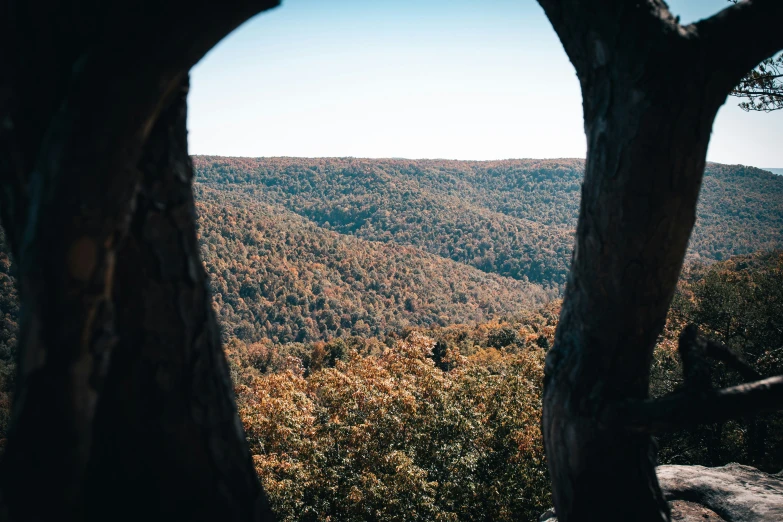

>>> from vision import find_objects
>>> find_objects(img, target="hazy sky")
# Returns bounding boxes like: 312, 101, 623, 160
189, 0, 782, 168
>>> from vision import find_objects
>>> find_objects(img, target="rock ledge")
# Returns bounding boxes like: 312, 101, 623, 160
540, 463, 783, 522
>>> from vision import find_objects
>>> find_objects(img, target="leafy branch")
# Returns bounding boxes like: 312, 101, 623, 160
726, 0, 783, 111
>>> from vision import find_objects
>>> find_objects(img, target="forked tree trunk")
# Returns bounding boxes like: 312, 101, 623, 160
85, 80, 274, 522
537, 1, 783, 521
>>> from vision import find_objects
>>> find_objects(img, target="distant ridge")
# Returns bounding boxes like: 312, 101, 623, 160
2, 157, 783, 348
194, 157, 783, 286
763, 167, 783, 175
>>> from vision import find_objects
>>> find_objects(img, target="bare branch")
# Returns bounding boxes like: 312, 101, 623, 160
621, 325, 773, 434
705, 338, 764, 381
612, 375, 783, 434
730, 91, 783, 97
679, 323, 763, 388
735, 74, 783, 83
678, 324, 713, 390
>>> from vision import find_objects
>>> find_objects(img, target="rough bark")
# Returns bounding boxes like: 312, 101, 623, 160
0, 1, 279, 519
85, 80, 273, 522
535, 1, 783, 521
0, 43, 169, 521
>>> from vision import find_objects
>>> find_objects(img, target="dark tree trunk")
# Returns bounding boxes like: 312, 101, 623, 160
0, 1, 280, 520
745, 416, 767, 468
706, 423, 725, 467
85, 80, 274, 522
536, 1, 783, 520
543, 67, 718, 522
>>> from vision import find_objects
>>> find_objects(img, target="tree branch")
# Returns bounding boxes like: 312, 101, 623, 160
730, 91, 783, 97
534, 0, 680, 78
735, 73, 783, 83
704, 338, 763, 382
612, 375, 783, 434
616, 326, 774, 434
693, 0, 783, 97
678, 324, 763, 388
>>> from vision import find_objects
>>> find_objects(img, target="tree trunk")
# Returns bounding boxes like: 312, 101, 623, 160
539, 9, 723, 522
0, 54, 151, 522
745, 415, 767, 468
84, 80, 274, 522
536, 1, 783, 519
543, 83, 719, 522
0, 3, 280, 519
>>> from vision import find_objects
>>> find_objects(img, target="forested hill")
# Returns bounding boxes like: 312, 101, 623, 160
196, 186, 549, 343
0, 187, 547, 350
1, 157, 781, 348
193, 157, 783, 288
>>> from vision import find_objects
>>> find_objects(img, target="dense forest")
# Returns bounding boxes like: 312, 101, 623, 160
229, 251, 782, 521
5, 158, 777, 348
194, 157, 783, 287
196, 186, 549, 344
0, 158, 781, 517
0, 227, 15, 440
0, 158, 781, 378
652, 251, 783, 472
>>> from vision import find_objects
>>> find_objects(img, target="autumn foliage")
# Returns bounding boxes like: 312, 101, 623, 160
197, 186, 550, 345
0, 157, 780, 518
230, 332, 550, 521
219, 252, 783, 520
652, 251, 783, 471
194, 157, 783, 287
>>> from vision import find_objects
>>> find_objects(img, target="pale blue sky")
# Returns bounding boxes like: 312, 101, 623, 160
189, 0, 782, 168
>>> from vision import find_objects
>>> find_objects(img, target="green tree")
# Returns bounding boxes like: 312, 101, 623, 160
731, 54, 783, 111
650, 253, 783, 472
236, 333, 550, 521
728, 0, 783, 111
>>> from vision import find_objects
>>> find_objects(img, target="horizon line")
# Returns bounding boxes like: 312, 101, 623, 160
190, 154, 781, 170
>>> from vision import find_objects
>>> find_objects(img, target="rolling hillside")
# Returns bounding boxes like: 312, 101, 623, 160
1, 157, 781, 350
194, 157, 783, 288
196, 186, 549, 343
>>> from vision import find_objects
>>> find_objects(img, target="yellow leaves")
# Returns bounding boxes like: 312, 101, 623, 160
234, 336, 551, 521
347, 486, 363, 503
511, 424, 543, 457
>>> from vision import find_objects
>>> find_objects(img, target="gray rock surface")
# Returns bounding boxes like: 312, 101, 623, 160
540, 463, 783, 521
658, 463, 783, 522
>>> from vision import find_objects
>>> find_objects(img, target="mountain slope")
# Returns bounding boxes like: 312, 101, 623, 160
688, 164, 783, 261
1, 157, 780, 350
197, 187, 549, 343
194, 157, 783, 287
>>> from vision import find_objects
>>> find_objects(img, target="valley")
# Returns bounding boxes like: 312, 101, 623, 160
1, 157, 782, 520
2, 157, 782, 352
